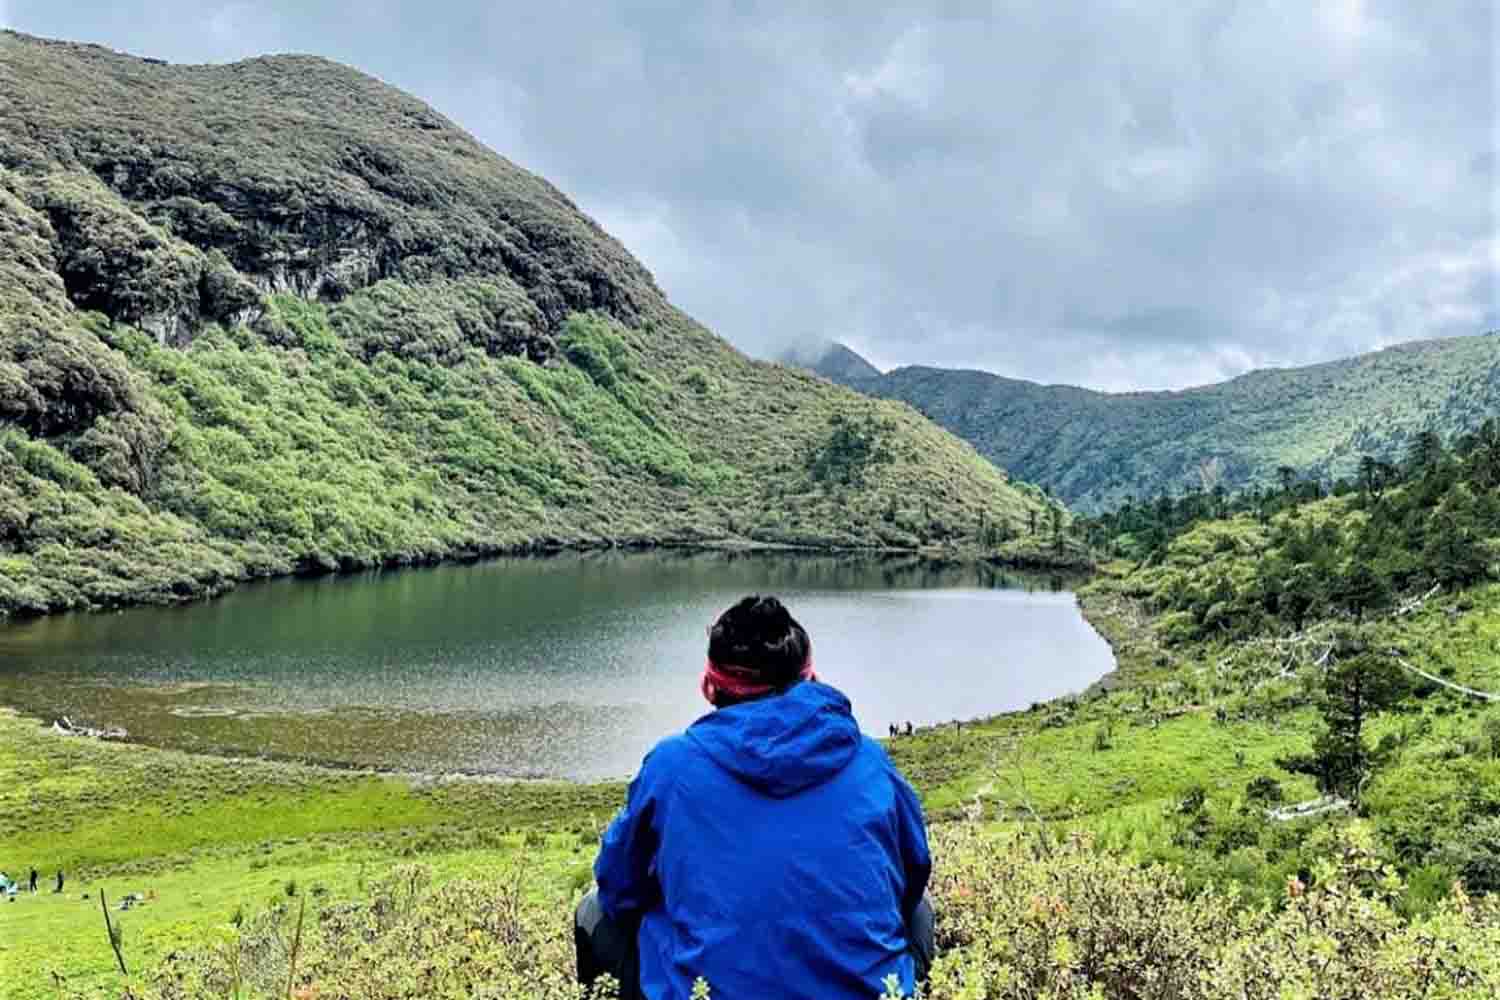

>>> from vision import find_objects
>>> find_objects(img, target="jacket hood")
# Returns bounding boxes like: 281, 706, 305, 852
686, 681, 860, 797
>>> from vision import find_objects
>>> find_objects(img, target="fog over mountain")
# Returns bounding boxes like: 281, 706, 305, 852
2, 1, 1494, 390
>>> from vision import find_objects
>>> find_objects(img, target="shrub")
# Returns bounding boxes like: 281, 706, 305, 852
1436, 817, 1500, 896
919, 824, 1500, 999
137, 822, 1500, 1000
1244, 775, 1285, 806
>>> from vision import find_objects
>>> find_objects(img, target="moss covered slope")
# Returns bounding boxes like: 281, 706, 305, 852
800, 335, 1500, 513
0, 32, 1059, 616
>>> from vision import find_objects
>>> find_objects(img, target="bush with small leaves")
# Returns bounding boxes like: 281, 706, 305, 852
134, 822, 1500, 1000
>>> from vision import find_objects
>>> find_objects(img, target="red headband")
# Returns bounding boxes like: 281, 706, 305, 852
701, 654, 817, 707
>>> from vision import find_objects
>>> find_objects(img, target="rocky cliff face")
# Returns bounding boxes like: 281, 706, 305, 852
0, 32, 663, 355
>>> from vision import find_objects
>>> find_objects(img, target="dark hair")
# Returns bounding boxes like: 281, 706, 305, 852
708, 595, 811, 685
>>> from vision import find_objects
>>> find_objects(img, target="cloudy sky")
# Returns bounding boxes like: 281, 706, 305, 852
3, 2, 1496, 390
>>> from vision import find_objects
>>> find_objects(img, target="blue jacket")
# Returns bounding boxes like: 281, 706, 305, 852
595, 681, 931, 1000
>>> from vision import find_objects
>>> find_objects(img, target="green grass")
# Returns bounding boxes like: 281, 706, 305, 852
905, 710, 1319, 820
0, 709, 623, 876
2, 840, 600, 1000
5, 563, 1500, 995
0, 707, 616, 999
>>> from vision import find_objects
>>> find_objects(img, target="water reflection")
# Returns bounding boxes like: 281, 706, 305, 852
0, 551, 1109, 778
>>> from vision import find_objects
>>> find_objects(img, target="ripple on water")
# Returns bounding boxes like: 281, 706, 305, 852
0, 552, 1112, 778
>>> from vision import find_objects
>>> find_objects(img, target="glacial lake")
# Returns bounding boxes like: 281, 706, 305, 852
0, 551, 1114, 780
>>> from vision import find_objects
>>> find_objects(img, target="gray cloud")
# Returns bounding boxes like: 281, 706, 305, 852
8, 0, 1496, 390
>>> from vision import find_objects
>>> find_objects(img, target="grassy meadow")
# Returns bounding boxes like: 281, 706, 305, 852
0, 706, 616, 998
4, 563, 1500, 997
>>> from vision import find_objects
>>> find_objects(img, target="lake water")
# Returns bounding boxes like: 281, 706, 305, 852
0, 551, 1113, 779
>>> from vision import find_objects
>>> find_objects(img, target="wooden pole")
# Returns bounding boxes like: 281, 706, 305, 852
285, 893, 306, 1000
99, 889, 128, 975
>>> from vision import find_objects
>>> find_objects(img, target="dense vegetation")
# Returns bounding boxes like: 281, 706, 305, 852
795, 336, 1500, 513
140, 826, 1500, 999
1085, 422, 1500, 641
0, 32, 1064, 618
6, 694, 1500, 1000
1008, 423, 1500, 919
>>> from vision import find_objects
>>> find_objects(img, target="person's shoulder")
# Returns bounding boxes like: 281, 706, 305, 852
855, 732, 896, 762
854, 735, 920, 786
636, 730, 707, 779
851, 734, 901, 774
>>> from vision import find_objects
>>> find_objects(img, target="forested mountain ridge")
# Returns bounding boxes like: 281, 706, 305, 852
0, 32, 1061, 617
794, 335, 1500, 513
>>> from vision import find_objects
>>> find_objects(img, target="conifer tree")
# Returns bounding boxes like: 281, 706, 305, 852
1307, 653, 1407, 802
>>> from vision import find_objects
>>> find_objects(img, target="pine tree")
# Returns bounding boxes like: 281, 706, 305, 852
1423, 485, 1491, 587
1405, 429, 1444, 478
1338, 561, 1390, 621
1309, 653, 1408, 802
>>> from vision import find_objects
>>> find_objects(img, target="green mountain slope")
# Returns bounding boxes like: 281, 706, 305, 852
797, 336, 1500, 512
0, 32, 1059, 617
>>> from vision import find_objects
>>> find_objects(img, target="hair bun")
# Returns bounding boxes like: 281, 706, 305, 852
709, 595, 810, 685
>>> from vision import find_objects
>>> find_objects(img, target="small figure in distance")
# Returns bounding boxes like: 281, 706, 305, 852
889, 722, 899, 738
954, 720, 962, 736
904, 720, 914, 737
576, 595, 934, 1000
29, 867, 38, 893
54, 869, 64, 894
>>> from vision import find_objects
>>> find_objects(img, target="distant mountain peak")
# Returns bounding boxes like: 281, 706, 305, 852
783, 341, 881, 381
809, 333, 1500, 513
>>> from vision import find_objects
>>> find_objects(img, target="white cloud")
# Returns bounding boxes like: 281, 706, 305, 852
843, 25, 938, 108
204, 3, 254, 45
7, 1, 1495, 389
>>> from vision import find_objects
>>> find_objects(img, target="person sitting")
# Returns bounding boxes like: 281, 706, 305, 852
576, 595, 933, 1000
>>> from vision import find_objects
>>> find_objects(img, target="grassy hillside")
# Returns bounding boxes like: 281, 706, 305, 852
1037, 428, 1500, 906
6, 426, 1499, 996
0, 32, 1065, 618
797, 336, 1500, 513
5, 572, 1499, 997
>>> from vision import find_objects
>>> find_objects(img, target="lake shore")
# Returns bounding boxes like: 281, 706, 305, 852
8, 574, 1498, 997
0, 549, 1108, 779
0, 557, 1125, 775
0, 532, 1093, 624
0, 587, 1132, 997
